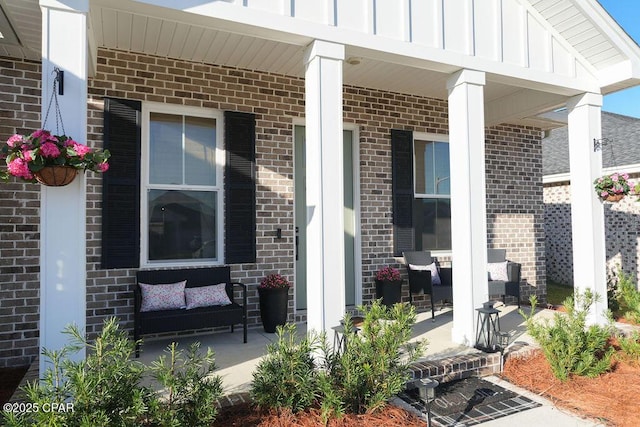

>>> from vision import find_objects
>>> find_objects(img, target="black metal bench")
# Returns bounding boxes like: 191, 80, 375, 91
134, 266, 247, 357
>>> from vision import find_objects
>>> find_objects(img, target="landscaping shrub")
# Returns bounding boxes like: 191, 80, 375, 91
616, 270, 640, 324
322, 302, 425, 415
251, 323, 321, 413
250, 300, 425, 419
149, 342, 222, 426
618, 331, 640, 365
520, 290, 614, 381
2, 317, 222, 427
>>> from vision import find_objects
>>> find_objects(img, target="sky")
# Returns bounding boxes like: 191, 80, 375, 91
597, 0, 640, 118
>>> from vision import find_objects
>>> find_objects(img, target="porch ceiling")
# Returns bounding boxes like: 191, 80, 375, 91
1, 0, 636, 129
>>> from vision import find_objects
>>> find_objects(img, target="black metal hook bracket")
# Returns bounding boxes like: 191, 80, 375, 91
593, 137, 612, 152
54, 67, 64, 96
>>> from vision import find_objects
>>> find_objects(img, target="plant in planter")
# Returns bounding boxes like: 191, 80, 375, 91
258, 273, 291, 333
1, 129, 110, 186
593, 172, 630, 202
375, 265, 403, 307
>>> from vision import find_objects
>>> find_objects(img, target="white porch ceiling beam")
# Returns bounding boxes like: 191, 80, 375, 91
485, 88, 568, 127
597, 60, 640, 94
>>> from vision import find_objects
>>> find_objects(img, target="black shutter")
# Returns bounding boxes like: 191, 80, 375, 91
391, 129, 414, 256
101, 98, 141, 269
224, 111, 256, 264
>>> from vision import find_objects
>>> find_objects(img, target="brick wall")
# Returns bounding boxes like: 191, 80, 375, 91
486, 126, 546, 302
544, 177, 640, 287
0, 57, 42, 368
0, 48, 544, 366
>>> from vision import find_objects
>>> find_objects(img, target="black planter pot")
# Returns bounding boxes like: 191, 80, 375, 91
258, 287, 289, 333
375, 279, 403, 307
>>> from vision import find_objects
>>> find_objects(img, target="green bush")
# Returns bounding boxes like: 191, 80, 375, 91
616, 271, 640, 324
618, 331, 640, 364
2, 317, 222, 427
322, 302, 425, 414
251, 323, 321, 413
150, 342, 222, 426
250, 300, 425, 419
520, 290, 614, 381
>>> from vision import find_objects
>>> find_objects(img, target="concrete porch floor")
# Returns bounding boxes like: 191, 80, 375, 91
136, 303, 548, 396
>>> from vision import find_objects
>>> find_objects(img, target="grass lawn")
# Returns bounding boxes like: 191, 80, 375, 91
546, 280, 574, 306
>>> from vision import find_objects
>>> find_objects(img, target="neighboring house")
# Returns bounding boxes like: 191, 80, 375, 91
0, 0, 639, 370
544, 112, 640, 286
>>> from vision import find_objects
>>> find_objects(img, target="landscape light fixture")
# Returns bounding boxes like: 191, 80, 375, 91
412, 377, 439, 427
494, 330, 514, 371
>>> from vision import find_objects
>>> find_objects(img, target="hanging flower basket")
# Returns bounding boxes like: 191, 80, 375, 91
34, 165, 78, 186
0, 72, 109, 186
604, 193, 625, 203
0, 130, 110, 185
594, 172, 630, 202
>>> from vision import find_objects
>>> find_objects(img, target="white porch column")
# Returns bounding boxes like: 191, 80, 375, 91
567, 93, 607, 324
39, 0, 88, 374
303, 40, 345, 334
447, 69, 489, 346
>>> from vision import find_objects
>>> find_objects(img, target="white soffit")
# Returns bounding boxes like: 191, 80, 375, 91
2, 0, 640, 128
528, 0, 625, 70
0, 0, 39, 60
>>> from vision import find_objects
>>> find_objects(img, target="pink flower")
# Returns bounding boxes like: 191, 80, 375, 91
601, 191, 609, 197
64, 138, 76, 147
612, 173, 619, 182
40, 142, 61, 158
623, 173, 629, 180
22, 149, 33, 162
72, 143, 92, 158
6, 134, 23, 148
31, 129, 50, 140
7, 158, 32, 179
97, 162, 109, 172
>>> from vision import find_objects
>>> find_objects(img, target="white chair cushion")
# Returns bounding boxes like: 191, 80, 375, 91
409, 262, 441, 285
487, 261, 509, 281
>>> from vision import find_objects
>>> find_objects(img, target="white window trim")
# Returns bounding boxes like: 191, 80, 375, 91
413, 132, 450, 199
140, 102, 225, 268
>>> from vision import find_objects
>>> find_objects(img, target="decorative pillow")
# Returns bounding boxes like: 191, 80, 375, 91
409, 263, 441, 285
139, 280, 186, 312
185, 283, 232, 309
487, 261, 509, 281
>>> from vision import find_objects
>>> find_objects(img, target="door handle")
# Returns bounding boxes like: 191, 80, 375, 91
295, 227, 299, 261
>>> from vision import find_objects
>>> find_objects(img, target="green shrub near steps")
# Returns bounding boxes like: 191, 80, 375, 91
520, 290, 615, 382
250, 300, 426, 420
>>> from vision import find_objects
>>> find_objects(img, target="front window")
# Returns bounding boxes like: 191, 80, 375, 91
142, 105, 223, 265
414, 136, 451, 251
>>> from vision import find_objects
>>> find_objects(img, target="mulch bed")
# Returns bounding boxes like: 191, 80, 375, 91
212, 402, 426, 427
502, 346, 640, 427
0, 366, 28, 406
